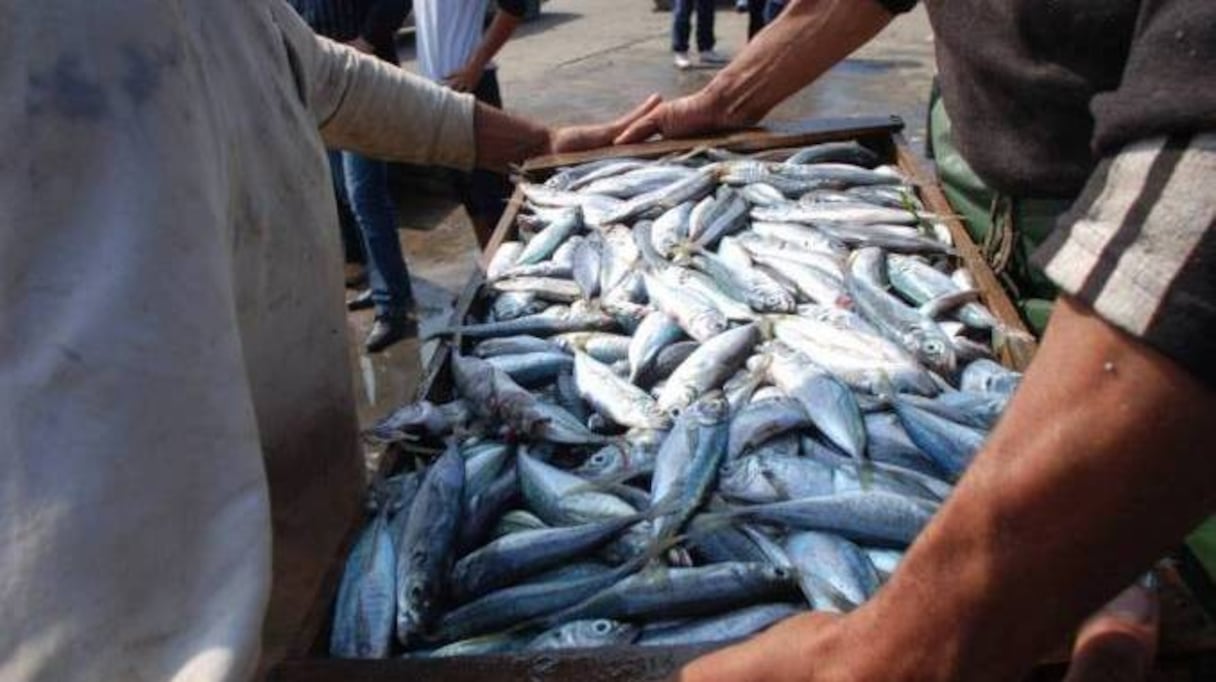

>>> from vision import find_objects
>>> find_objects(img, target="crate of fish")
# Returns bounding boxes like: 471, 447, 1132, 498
272, 119, 1215, 681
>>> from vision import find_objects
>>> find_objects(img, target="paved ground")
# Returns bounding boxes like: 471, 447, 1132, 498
345, 0, 937, 460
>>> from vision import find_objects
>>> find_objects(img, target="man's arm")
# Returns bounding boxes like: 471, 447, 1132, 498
680, 295, 1216, 682
444, 1, 525, 93
617, 0, 897, 143
274, 1, 660, 168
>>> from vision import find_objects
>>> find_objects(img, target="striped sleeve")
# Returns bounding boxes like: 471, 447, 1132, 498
1032, 133, 1216, 386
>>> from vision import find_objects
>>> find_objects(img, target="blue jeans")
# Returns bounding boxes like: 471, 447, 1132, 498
764, 0, 785, 23
327, 150, 413, 317
672, 0, 715, 53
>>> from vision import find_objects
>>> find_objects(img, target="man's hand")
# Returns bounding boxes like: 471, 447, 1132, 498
346, 36, 374, 54
1064, 578, 1159, 682
674, 580, 1159, 682
613, 91, 729, 145
550, 94, 664, 154
443, 62, 484, 93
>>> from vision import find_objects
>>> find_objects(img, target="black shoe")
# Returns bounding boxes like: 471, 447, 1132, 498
347, 289, 374, 311
365, 315, 416, 353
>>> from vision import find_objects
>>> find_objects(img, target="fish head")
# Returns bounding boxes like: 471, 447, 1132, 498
913, 328, 957, 375
577, 619, 638, 644
399, 562, 436, 637
764, 291, 796, 313
575, 444, 625, 479
691, 314, 729, 341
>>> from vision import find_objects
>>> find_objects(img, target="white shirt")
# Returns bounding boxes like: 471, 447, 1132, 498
413, 0, 494, 82
0, 2, 474, 680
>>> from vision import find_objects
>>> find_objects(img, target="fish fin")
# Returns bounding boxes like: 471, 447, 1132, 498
917, 289, 981, 319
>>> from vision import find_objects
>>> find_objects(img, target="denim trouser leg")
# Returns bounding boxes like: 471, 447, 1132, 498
763, 0, 785, 23
342, 152, 413, 317
695, 0, 715, 52
672, 0, 694, 53
327, 150, 365, 265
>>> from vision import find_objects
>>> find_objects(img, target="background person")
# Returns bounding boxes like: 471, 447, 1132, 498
413, 0, 525, 247
290, 0, 418, 352
671, 0, 730, 70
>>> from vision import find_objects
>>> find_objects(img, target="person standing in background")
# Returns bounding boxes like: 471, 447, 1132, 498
672, 0, 729, 70
290, 0, 418, 353
413, 0, 524, 248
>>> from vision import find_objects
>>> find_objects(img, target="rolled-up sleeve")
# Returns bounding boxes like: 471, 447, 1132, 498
1032, 133, 1216, 386
273, 0, 476, 170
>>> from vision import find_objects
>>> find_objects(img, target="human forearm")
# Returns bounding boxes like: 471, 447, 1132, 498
853, 296, 1216, 680
615, 0, 893, 142
708, 0, 890, 126
472, 102, 551, 173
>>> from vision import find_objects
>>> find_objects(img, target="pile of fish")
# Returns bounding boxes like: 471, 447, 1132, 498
331, 140, 1027, 659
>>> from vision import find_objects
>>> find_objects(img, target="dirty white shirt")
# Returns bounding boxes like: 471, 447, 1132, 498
0, 2, 473, 681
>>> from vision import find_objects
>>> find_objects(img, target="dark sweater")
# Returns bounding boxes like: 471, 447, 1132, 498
881, 0, 1216, 198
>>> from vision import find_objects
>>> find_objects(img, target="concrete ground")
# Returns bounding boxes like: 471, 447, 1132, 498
345, 0, 937, 457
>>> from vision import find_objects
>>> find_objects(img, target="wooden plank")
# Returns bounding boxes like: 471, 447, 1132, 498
270, 644, 711, 682
522, 115, 904, 174
893, 139, 1039, 370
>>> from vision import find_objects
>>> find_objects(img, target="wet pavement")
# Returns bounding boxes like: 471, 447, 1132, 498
345, 0, 937, 456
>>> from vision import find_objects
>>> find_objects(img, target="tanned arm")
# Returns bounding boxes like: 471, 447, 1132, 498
679, 296, 1216, 682
617, 0, 894, 143
472, 95, 663, 172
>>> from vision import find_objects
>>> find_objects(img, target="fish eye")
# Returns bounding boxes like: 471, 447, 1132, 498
594, 620, 612, 634
591, 453, 608, 465
409, 584, 425, 600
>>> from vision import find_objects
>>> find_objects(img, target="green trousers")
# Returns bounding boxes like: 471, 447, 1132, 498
928, 93, 1216, 583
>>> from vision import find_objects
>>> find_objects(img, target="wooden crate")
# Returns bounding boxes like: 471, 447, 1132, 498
271, 118, 1216, 682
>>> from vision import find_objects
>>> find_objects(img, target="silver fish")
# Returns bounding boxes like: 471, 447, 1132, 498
364, 400, 471, 444
331, 510, 396, 658
518, 449, 637, 525
544, 562, 797, 625
691, 250, 796, 313
574, 352, 670, 430
728, 491, 939, 548
846, 248, 956, 376
766, 343, 867, 460
784, 531, 881, 612
486, 241, 523, 280
657, 324, 759, 414
451, 515, 639, 602
526, 619, 640, 651
636, 603, 800, 647
602, 166, 720, 225
643, 271, 729, 342
395, 445, 465, 644
651, 391, 730, 540
472, 335, 556, 358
